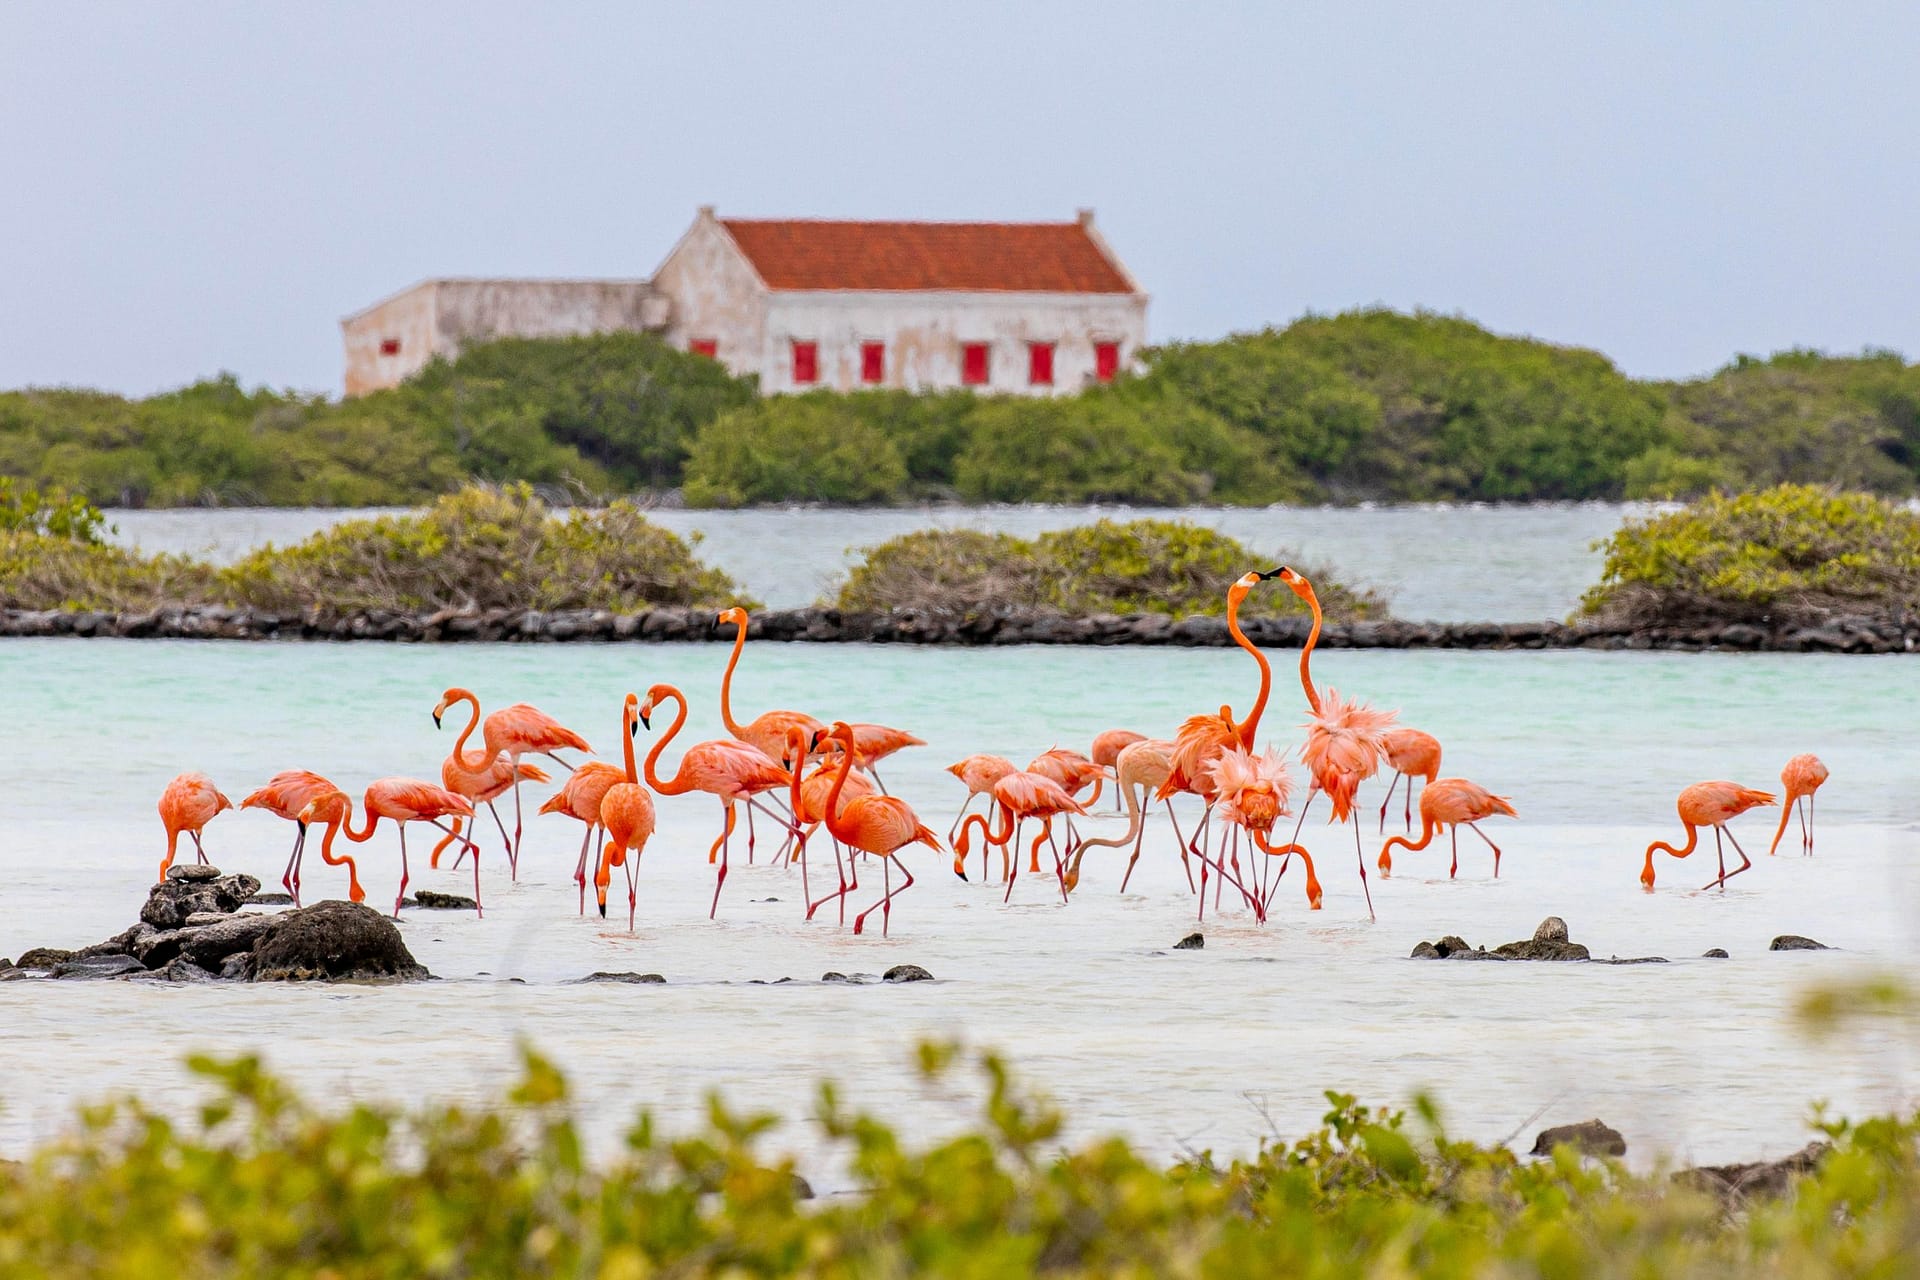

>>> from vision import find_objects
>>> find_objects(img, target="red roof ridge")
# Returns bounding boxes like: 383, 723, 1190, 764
713, 216, 1137, 295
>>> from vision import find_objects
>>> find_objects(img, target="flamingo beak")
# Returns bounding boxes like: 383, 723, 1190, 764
630, 719, 639, 739
432, 711, 442, 728
638, 709, 651, 730
1257, 567, 1284, 580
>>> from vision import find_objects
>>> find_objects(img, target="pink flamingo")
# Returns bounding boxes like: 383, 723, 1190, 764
276, 789, 367, 905
157, 772, 232, 881
1066, 738, 1182, 893
1271, 566, 1396, 920
955, 770, 1087, 903
1025, 747, 1103, 868
1210, 746, 1321, 916
715, 606, 826, 762
300, 778, 481, 918
1377, 728, 1442, 834
795, 727, 877, 923
595, 694, 658, 930
433, 687, 589, 878
639, 682, 800, 919
432, 752, 551, 871
240, 769, 340, 902
1377, 778, 1517, 879
539, 761, 627, 913
945, 754, 1017, 845
1091, 728, 1147, 812
1642, 781, 1776, 890
1769, 754, 1830, 857
813, 721, 942, 935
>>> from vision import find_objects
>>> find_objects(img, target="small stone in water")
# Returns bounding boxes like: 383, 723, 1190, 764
1172, 933, 1204, 950
1770, 935, 1829, 951
1703, 948, 1730, 959
883, 964, 933, 983
1533, 916, 1569, 943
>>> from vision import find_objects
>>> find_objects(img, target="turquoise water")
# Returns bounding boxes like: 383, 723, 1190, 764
0, 636, 1915, 1178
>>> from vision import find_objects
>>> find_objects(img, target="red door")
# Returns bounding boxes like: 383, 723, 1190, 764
792, 341, 819, 385
961, 342, 989, 386
690, 338, 718, 359
1094, 341, 1120, 382
861, 341, 885, 384
1028, 342, 1055, 386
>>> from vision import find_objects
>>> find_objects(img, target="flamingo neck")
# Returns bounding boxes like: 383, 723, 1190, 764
448, 691, 490, 772
343, 799, 377, 843
643, 688, 696, 795
1382, 813, 1440, 858
787, 728, 809, 816
1228, 588, 1271, 747
719, 619, 748, 738
1074, 781, 1145, 853
821, 733, 857, 843
1297, 584, 1323, 715
621, 705, 639, 784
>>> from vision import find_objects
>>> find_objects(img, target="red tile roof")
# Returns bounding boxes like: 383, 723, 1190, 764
718, 218, 1136, 294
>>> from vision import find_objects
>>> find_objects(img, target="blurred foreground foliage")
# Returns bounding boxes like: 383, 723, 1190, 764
10, 316, 1920, 509
0, 1042, 1916, 1277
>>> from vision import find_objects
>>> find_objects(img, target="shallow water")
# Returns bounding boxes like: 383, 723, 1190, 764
103, 502, 1648, 621
1, 636, 1914, 1181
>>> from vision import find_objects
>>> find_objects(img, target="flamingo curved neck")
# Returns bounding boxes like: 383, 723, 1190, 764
719, 618, 748, 738
343, 800, 377, 843
821, 732, 859, 844
642, 688, 697, 795
1381, 815, 1439, 859
1297, 584, 1324, 715
447, 690, 491, 772
621, 705, 639, 784
1227, 588, 1272, 747
1074, 781, 1145, 853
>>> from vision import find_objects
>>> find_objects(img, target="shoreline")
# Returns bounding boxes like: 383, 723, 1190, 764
3, 604, 1912, 653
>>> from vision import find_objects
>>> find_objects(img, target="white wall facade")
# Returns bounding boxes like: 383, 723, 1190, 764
652, 214, 770, 385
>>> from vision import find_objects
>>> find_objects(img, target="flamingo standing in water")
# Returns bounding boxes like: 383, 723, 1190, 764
300, 778, 481, 918
945, 754, 1016, 846
432, 752, 550, 872
1066, 738, 1179, 893
1026, 748, 1102, 868
1641, 781, 1776, 890
1377, 728, 1442, 834
538, 760, 627, 913
1210, 746, 1321, 916
433, 688, 589, 878
595, 693, 658, 929
813, 721, 941, 935
1271, 566, 1397, 920
1377, 778, 1517, 879
955, 770, 1087, 903
240, 769, 339, 902
1090, 729, 1147, 812
1769, 754, 1830, 857
158, 772, 232, 881
794, 727, 877, 923
275, 789, 367, 904
715, 606, 825, 855
639, 682, 800, 918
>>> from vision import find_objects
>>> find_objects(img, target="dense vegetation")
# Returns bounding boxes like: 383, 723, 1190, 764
1580, 484, 1920, 628
834, 520, 1385, 620
8, 313, 1920, 509
0, 1038, 1914, 1276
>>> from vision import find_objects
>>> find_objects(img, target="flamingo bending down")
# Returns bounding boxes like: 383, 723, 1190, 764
240, 769, 339, 903
300, 778, 480, 918
595, 693, 658, 930
1769, 754, 1830, 857
277, 790, 367, 904
541, 761, 627, 914
1641, 781, 1776, 890
639, 682, 801, 919
945, 754, 1017, 846
1210, 746, 1321, 915
1376, 778, 1517, 879
955, 770, 1087, 904
1090, 729, 1147, 812
433, 688, 590, 878
1377, 728, 1442, 834
1065, 738, 1180, 894
1272, 566, 1397, 920
433, 753, 550, 871
1025, 748, 1103, 868
814, 721, 941, 935
158, 772, 233, 881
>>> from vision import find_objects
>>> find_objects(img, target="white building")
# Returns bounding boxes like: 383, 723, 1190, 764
341, 209, 1147, 397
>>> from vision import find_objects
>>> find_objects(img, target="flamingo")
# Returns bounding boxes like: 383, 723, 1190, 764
539, 761, 627, 913
1377, 778, 1517, 879
240, 769, 339, 903
813, 721, 941, 935
1641, 781, 1776, 890
300, 778, 481, 918
1377, 728, 1442, 834
275, 789, 367, 905
1025, 748, 1103, 868
157, 772, 232, 881
1066, 738, 1181, 893
955, 770, 1087, 903
945, 754, 1016, 845
1271, 565, 1397, 920
595, 693, 658, 930
638, 682, 801, 919
1090, 728, 1147, 812
794, 727, 877, 923
1210, 746, 1321, 915
1769, 754, 1830, 857
715, 606, 826, 762
433, 688, 590, 879
432, 752, 550, 872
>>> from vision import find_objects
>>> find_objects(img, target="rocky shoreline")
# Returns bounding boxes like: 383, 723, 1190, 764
2, 604, 1914, 652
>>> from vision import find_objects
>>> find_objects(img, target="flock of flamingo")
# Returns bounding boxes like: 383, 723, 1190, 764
153, 571, 1832, 937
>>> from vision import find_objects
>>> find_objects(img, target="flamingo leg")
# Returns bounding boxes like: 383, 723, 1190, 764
1377, 773, 1400, 835
1466, 822, 1502, 876
1003, 829, 1020, 905
1353, 821, 1375, 921
868, 766, 888, 797
1164, 800, 1196, 893
1720, 827, 1754, 885
745, 800, 757, 865
1705, 826, 1728, 890
282, 823, 307, 904
393, 826, 410, 919
709, 803, 736, 919
948, 793, 979, 845
1449, 825, 1459, 879
488, 802, 513, 860
543, 751, 580, 774
1406, 776, 1417, 832
574, 825, 594, 914
190, 831, 208, 866
855, 856, 914, 936
438, 819, 465, 870
1801, 796, 1813, 856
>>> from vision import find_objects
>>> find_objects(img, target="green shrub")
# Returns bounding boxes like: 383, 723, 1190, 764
834, 518, 1386, 619
0, 479, 106, 543
953, 396, 1209, 505
223, 483, 745, 613
0, 532, 216, 610
682, 395, 909, 506
1580, 484, 1920, 626
0, 1044, 1915, 1276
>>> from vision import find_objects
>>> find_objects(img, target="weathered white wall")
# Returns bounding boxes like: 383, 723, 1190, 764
652, 214, 769, 383
341, 283, 441, 396
757, 291, 1149, 395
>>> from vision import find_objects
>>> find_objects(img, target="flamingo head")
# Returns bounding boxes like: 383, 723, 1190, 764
622, 692, 640, 737
296, 789, 350, 826
431, 686, 470, 729
638, 683, 675, 730
1305, 865, 1324, 910
1266, 566, 1314, 601
715, 606, 749, 635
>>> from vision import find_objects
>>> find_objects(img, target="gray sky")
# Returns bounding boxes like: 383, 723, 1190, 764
3, 2, 1915, 396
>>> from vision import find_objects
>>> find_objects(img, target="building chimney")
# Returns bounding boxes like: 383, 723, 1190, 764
698, 204, 717, 221
1076, 207, 1095, 226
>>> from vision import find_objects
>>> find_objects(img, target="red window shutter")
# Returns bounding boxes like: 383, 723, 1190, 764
1028, 342, 1055, 386
690, 338, 718, 359
961, 343, 989, 386
792, 341, 818, 385
1094, 341, 1120, 382
379, 338, 401, 356
860, 341, 885, 384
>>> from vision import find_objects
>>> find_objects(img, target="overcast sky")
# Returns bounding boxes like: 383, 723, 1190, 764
3, 2, 1915, 396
